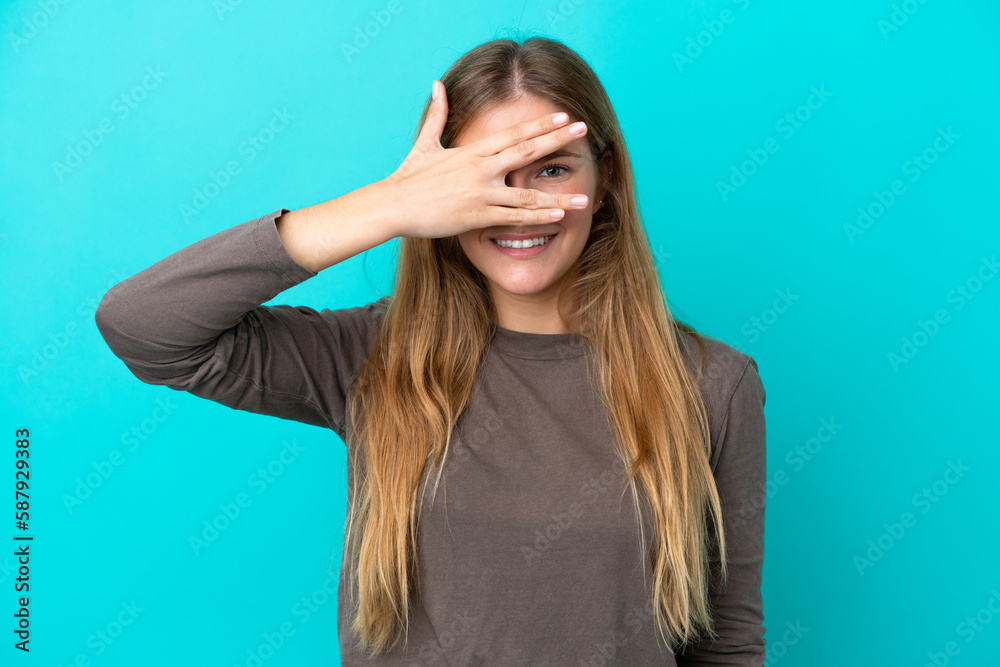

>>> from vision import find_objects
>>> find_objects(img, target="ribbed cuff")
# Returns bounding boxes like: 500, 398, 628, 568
252, 208, 319, 285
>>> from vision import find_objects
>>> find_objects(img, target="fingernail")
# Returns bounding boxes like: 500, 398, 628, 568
432, 80, 439, 100
571, 195, 588, 206
552, 112, 568, 124
550, 209, 565, 220
568, 122, 586, 135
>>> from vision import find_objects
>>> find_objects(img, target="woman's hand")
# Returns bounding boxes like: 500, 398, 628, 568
381, 80, 591, 240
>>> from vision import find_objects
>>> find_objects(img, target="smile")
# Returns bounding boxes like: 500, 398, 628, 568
491, 235, 554, 249
489, 233, 558, 258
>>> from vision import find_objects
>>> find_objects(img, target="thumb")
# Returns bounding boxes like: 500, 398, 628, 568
415, 80, 448, 149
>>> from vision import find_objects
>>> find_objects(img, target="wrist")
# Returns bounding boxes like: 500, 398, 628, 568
363, 177, 402, 241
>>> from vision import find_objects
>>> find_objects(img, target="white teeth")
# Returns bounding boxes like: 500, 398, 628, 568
492, 235, 553, 249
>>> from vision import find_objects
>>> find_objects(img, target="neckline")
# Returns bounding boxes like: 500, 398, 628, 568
489, 324, 590, 360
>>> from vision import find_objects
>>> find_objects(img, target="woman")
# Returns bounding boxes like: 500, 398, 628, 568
96, 37, 766, 665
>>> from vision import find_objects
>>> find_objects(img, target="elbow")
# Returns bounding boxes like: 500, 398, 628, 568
94, 288, 124, 355
95, 287, 220, 390
94, 285, 140, 362
94, 287, 153, 384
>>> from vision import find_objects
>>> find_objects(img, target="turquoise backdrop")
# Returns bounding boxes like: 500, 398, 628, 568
2, 0, 998, 665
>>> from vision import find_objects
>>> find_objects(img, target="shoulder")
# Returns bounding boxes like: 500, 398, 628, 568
674, 327, 765, 465
365, 295, 391, 324
318, 295, 390, 330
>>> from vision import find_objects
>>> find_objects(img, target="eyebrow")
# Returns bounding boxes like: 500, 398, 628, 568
534, 149, 584, 162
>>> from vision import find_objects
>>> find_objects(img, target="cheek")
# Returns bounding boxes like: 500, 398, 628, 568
457, 230, 488, 264
544, 175, 591, 196
559, 209, 592, 242
457, 229, 476, 250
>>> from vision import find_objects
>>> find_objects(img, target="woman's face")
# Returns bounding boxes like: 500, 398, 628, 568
454, 95, 607, 307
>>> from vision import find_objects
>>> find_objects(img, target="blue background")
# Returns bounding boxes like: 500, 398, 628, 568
2, 0, 998, 665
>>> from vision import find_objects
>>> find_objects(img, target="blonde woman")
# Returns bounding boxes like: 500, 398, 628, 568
97, 37, 767, 665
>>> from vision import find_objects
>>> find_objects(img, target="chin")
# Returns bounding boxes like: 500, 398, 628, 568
487, 272, 561, 297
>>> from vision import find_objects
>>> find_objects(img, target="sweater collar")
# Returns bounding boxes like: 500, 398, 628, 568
488, 324, 590, 360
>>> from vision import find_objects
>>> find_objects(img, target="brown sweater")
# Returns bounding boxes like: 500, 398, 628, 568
95, 208, 767, 665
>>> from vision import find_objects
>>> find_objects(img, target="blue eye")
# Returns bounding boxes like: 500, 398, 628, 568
539, 163, 569, 178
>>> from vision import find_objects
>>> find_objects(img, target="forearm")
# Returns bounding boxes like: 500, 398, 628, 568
275, 180, 401, 273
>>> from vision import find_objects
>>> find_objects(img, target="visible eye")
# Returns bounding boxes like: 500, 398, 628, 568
538, 163, 569, 178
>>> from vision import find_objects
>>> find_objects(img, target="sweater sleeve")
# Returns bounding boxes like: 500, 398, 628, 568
676, 356, 767, 666
94, 208, 386, 440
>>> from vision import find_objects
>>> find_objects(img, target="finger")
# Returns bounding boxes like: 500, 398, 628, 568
415, 80, 449, 149
493, 120, 587, 176
486, 186, 589, 211
471, 111, 571, 159
482, 205, 569, 225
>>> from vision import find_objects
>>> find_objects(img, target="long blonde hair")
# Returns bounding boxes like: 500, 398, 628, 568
343, 36, 724, 657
